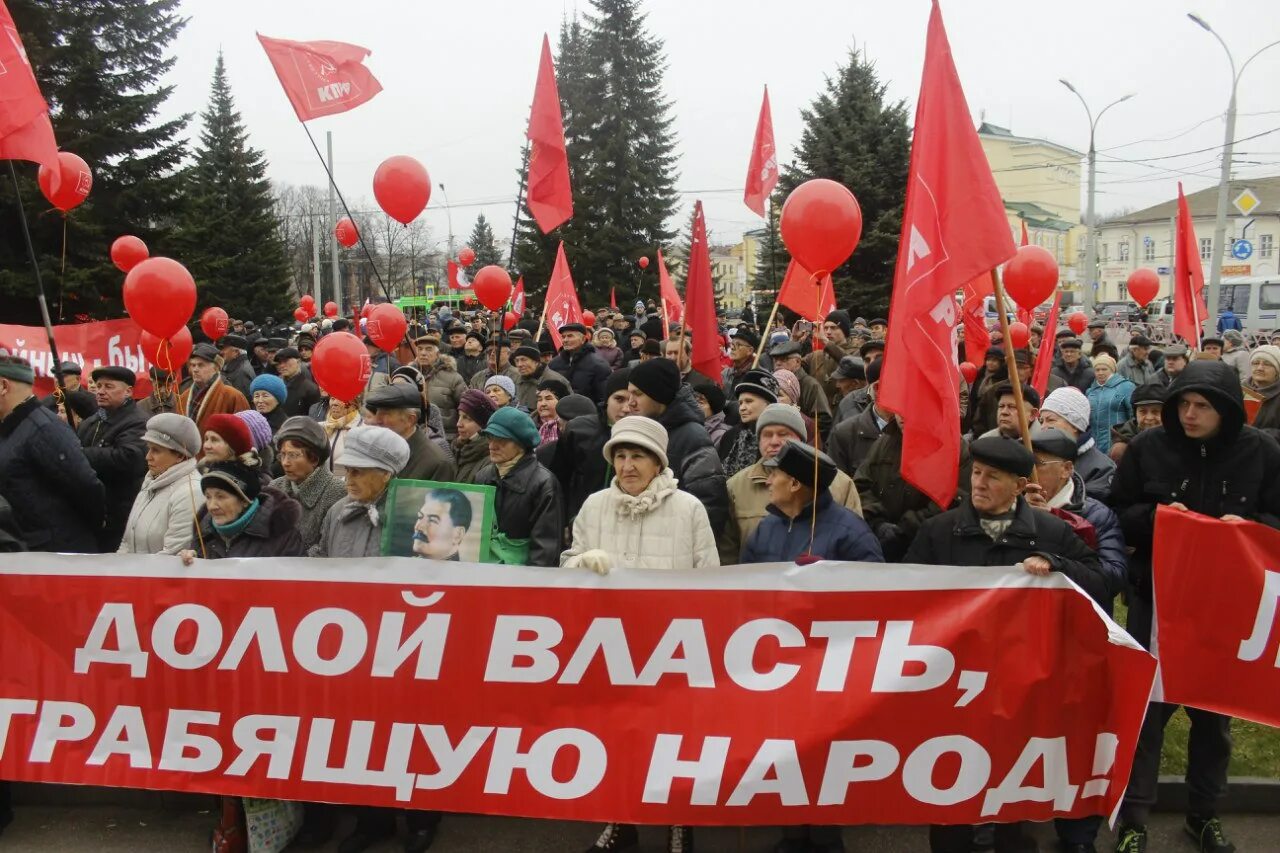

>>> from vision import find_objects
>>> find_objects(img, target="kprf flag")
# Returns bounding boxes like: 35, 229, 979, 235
960, 274, 992, 367
1174, 182, 1207, 348
446, 260, 470, 291
544, 241, 583, 349
743, 85, 778, 218
878, 0, 1018, 509
257, 34, 383, 122
0, 0, 60, 182
657, 249, 683, 331
1032, 291, 1062, 397
683, 202, 721, 381
525, 34, 573, 234
512, 277, 526, 315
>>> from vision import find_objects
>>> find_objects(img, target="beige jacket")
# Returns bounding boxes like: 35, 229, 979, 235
720, 459, 863, 564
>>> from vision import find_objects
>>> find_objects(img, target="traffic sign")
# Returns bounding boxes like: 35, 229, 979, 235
1156, 266, 1171, 275
1234, 188, 1261, 216
1232, 239, 1253, 260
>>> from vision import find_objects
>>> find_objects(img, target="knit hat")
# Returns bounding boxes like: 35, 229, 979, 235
1041, 387, 1092, 433
772, 368, 801, 404
825, 310, 852, 337
755, 402, 806, 439
833, 356, 865, 381
603, 415, 670, 469
605, 368, 632, 399
1251, 345, 1280, 375
595, 328, 616, 343
0, 356, 35, 385
204, 413, 254, 458
1224, 329, 1245, 346
689, 377, 726, 415
484, 374, 517, 400
1092, 353, 1117, 372
537, 377, 572, 398
142, 413, 201, 458
200, 460, 262, 504
735, 368, 780, 403
733, 327, 760, 350
512, 345, 541, 363
234, 410, 274, 452
335, 425, 410, 474
274, 415, 329, 463
557, 394, 597, 422
482, 406, 541, 450
458, 389, 497, 427
628, 358, 681, 406
249, 373, 287, 406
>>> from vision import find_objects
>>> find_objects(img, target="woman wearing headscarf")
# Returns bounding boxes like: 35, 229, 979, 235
592, 327, 626, 371
270, 416, 347, 555
534, 377, 572, 445
1085, 354, 1134, 454
474, 407, 564, 567
453, 390, 497, 482
117, 414, 203, 555
1243, 345, 1280, 439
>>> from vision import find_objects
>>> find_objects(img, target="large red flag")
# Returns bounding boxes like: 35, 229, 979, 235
743, 85, 779, 218
777, 260, 835, 322
657, 249, 683, 333
543, 241, 583, 349
1174, 182, 1207, 348
683, 202, 721, 381
1032, 291, 1062, 397
878, 0, 1018, 509
257, 34, 383, 122
960, 274, 992, 366
0, 1, 60, 180
526, 35, 573, 234
512, 277, 526, 315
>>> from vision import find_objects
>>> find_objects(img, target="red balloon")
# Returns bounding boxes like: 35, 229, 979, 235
779, 178, 863, 274
293, 307, 308, 323
311, 332, 372, 404
502, 311, 519, 331
959, 361, 978, 385
367, 303, 408, 351
140, 326, 193, 375
199, 307, 229, 340
1126, 268, 1160, 308
472, 265, 513, 311
582, 310, 596, 328
123, 258, 196, 339
638, 256, 650, 270
37, 151, 92, 213
373, 155, 431, 225
1002, 245, 1059, 310
1007, 322, 1031, 351
110, 235, 148, 273
1067, 312, 1088, 336
458, 246, 476, 267
335, 217, 359, 248
324, 301, 339, 318
300, 294, 316, 311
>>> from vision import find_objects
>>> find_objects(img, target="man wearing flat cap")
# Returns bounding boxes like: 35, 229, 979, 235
1118, 334, 1161, 386
769, 339, 831, 436
549, 322, 611, 403
723, 327, 769, 397
217, 334, 256, 400
802, 310, 858, 406
1051, 338, 1094, 393
273, 347, 323, 419
178, 343, 249, 436
77, 365, 149, 551
512, 344, 570, 411
364, 382, 457, 483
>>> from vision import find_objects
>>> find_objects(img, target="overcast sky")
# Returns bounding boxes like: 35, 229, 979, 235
164, 0, 1280, 251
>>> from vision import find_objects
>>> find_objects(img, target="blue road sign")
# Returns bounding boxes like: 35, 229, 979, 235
1157, 266, 1171, 275
1232, 239, 1253, 260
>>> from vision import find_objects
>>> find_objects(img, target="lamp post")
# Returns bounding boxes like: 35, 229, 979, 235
1060, 80, 1134, 314
1187, 13, 1280, 333
437, 182, 456, 261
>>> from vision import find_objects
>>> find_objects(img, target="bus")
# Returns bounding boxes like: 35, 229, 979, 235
1145, 276, 1280, 336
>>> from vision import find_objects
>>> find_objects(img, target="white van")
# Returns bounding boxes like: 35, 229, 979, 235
1145, 278, 1280, 335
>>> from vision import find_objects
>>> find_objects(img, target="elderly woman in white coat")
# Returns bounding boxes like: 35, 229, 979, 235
565, 416, 717, 853
117, 413, 202, 554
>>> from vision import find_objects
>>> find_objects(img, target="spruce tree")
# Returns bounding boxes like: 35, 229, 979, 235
173, 53, 292, 321
758, 49, 910, 318
466, 213, 504, 269
0, 0, 190, 321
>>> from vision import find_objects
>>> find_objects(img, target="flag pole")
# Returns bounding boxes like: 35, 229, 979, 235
808, 273, 823, 553
990, 268, 1038, 477
533, 297, 551, 343
510, 138, 530, 269
752, 300, 781, 369
8, 161, 73, 428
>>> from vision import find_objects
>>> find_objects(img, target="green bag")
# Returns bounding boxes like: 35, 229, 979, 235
488, 529, 530, 565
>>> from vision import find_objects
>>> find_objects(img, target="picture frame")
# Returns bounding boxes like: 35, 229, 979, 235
380, 479, 496, 563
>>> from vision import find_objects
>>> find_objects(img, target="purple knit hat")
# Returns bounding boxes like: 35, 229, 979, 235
234, 409, 274, 452
458, 388, 497, 427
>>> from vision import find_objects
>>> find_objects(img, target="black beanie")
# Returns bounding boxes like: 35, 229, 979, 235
690, 377, 726, 415
628, 358, 681, 405
826, 310, 852, 337
605, 368, 632, 398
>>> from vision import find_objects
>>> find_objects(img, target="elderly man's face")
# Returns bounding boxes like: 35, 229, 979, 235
93, 378, 131, 411
776, 353, 803, 373
188, 358, 218, 385
970, 460, 1021, 515
464, 338, 483, 357
561, 330, 585, 351
449, 332, 466, 349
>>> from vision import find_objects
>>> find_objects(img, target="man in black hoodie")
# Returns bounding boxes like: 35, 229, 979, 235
1110, 361, 1280, 853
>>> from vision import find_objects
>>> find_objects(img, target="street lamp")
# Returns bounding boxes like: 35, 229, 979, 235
438, 182, 455, 261
1187, 13, 1280, 334
1060, 80, 1134, 314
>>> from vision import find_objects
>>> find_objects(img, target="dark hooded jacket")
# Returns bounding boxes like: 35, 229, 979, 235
549, 343, 612, 403
76, 397, 148, 551
1111, 360, 1280, 601
474, 453, 565, 567
654, 384, 730, 536
221, 352, 257, 400
190, 486, 305, 559
550, 408, 612, 523
829, 405, 884, 476
741, 492, 884, 564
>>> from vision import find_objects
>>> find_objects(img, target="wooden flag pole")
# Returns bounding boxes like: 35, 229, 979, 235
990, 268, 1039, 483
752, 299, 781, 369
533, 297, 551, 343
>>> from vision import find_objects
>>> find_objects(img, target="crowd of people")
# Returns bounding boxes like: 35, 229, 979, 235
1, 297, 1279, 853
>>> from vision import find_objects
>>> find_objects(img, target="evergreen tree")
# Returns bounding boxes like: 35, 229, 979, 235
173, 53, 292, 321
757, 49, 910, 318
0, 0, 190, 322
465, 213, 504, 269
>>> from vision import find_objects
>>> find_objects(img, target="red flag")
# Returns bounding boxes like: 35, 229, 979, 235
683, 202, 720, 381
777, 260, 835, 322
543, 241, 582, 349
1174, 182, 1207, 348
525, 35, 573, 234
960, 275, 992, 366
743, 85, 778, 218
609, 286, 617, 311
1032, 291, 1062, 397
657, 249, 683, 331
0, 1, 60, 180
446, 260, 470, 291
878, 0, 1018, 509
512, 277, 526, 315
1020, 220, 1029, 247
257, 34, 383, 122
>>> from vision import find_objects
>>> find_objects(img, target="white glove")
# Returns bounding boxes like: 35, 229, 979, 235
576, 549, 612, 575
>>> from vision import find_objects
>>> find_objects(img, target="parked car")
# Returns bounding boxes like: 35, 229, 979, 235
1096, 301, 1145, 323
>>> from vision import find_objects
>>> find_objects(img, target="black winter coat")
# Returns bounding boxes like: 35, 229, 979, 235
474, 453, 565, 567
77, 399, 148, 551
222, 353, 257, 400
549, 344, 611, 403
829, 406, 883, 477
655, 385, 730, 536
0, 396, 104, 552
550, 409, 611, 522
1111, 360, 1280, 601
1052, 361, 1095, 393
741, 492, 884, 563
904, 497, 1110, 608
281, 371, 323, 419
192, 486, 305, 559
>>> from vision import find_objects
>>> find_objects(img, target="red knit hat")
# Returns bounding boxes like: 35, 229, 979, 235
204, 413, 253, 457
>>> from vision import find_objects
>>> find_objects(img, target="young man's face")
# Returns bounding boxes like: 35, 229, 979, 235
1177, 391, 1222, 440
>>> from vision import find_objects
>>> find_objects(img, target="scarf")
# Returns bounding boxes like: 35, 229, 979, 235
324, 408, 359, 436
212, 498, 261, 539
1245, 377, 1280, 402
538, 418, 560, 445
611, 469, 678, 520
341, 489, 388, 527
496, 451, 525, 478
721, 427, 760, 478
978, 503, 1017, 541
1046, 479, 1074, 510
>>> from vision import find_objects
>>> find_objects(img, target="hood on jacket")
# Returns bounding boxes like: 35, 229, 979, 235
1161, 360, 1245, 445
658, 384, 706, 431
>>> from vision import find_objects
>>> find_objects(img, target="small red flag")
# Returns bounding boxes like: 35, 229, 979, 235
1032, 291, 1062, 397
743, 85, 779, 218
960, 274, 992, 366
683, 202, 721, 381
257, 34, 382, 122
878, 0, 1018, 509
609, 286, 617, 311
777, 260, 835, 322
526, 34, 573, 234
544, 241, 583, 349
446, 260, 470, 291
1174, 182, 1207, 348
512, 277, 526, 315
0, 1, 60, 180
657, 249, 684, 335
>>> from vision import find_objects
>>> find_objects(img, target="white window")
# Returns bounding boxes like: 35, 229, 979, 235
1261, 234, 1273, 258
1199, 237, 1213, 260
1101, 243, 1110, 262
1118, 242, 1130, 262
1143, 239, 1156, 262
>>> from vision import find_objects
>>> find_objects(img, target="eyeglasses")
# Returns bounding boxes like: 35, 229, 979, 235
1033, 459, 1067, 468
278, 451, 309, 462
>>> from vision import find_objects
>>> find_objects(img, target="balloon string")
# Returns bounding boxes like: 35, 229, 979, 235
57, 215, 67, 321
809, 271, 824, 555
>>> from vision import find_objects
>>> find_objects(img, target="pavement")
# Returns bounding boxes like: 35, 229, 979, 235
2, 805, 1279, 852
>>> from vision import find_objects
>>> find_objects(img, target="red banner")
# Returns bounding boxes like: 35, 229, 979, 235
1153, 507, 1280, 728
0, 554, 1154, 826
0, 318, 153, 396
